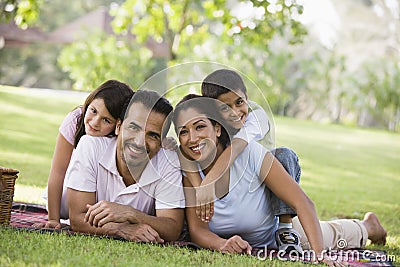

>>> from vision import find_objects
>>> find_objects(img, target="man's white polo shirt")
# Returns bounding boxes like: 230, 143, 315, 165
65, 135, 185, 215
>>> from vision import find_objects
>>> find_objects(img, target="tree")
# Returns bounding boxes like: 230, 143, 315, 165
58, 0, 306, 93
110, 0, 306, 61
0, 0, 42, 29
0, 0, 125, 89
355, 59, 400, 131
58, 32, 155, 91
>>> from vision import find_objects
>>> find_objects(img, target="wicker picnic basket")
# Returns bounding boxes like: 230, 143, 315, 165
0, 166, 19, 224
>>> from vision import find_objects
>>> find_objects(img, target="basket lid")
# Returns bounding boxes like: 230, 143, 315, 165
0, 166, 19, 175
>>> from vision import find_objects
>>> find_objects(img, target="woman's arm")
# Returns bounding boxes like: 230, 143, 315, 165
183, 177, 251, 254
259, 152, 325, 257
46, 133, 74, 228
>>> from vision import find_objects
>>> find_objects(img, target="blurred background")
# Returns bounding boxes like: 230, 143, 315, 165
1, 0, 399, 132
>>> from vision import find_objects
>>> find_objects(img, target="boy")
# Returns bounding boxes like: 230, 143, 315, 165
182, 68, 302, 254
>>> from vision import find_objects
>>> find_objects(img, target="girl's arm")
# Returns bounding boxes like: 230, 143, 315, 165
46, 133, 74, 228
259, 152, 325, 258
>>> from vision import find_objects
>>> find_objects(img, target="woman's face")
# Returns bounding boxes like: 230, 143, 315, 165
176, 107, 221, 163
84, 98, 117, 136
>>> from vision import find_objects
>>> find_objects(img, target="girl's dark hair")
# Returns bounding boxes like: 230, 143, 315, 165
173, 94, 230, 148
74, 80, 134, 147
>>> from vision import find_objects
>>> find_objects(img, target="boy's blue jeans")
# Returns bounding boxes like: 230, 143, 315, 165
270, 147, 301, 217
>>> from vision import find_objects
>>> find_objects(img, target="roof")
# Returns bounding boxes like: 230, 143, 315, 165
0, 6, 169, 58
47, 6, 114, 44
0, 21, 49, 47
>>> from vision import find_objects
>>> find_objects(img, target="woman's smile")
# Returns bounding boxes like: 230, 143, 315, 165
190, 142, 206, 154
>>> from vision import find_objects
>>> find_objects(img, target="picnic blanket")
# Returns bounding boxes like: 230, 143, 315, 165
7, 202, 395, 266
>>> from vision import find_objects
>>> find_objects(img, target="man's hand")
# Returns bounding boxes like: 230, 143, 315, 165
116, 223, 164, 243
220, 235, 252, 255
85, 201, 133, 227
195, 183, 215, 222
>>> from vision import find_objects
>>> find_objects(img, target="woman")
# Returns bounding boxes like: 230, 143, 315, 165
173, 94, 387, 266
44, 80, 134, 229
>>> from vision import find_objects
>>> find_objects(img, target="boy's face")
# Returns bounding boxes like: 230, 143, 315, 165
216, 90, 248, 130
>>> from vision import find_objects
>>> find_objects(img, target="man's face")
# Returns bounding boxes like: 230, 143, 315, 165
216, 90, 248, 130
117, 102, 166, 170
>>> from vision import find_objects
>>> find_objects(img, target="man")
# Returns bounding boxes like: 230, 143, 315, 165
66, 90, 185, 243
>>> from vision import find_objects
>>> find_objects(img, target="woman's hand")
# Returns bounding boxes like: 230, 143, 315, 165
219, 235, 252, 255
316, 252, 347, 267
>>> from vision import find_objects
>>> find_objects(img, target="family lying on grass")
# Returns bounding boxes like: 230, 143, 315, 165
38, 69, 387, 266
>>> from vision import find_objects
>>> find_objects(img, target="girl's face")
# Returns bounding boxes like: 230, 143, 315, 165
84, 98, 117, 136
176, 107, 221, 163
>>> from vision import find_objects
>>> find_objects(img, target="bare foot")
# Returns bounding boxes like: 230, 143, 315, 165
362, 212, 387, 245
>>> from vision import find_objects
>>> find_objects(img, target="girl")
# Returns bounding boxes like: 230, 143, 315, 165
44, 80, 134, 229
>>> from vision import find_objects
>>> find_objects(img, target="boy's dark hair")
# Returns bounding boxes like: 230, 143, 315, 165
74, 79, 134, 148
121, 90, 173, 139
201, 69, 247, 99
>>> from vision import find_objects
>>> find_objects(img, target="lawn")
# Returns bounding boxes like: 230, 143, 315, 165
0, 85, 399, 266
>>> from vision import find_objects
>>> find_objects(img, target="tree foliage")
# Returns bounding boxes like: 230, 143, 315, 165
58, 32, 155, 91
0, 0, 42, 29
2, 0, 399, 131
110, 0, 306, 61
58, 0, 307, 95
354, 59, 400, 131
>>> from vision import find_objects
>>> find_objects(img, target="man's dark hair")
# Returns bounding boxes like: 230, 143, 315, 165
201, 69, 247, 99
121, 90, 173, 139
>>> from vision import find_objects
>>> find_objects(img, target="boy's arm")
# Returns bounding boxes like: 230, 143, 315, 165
197, 102, 269, 221
237, 101, 270, 143
177, 146, 202, 187
196, 138, 248, 222
202, 101, 270, 186
202, 138, 248, 186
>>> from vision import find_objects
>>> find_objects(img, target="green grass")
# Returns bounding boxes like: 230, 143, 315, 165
0, 86, 86, 189
0, 85, 399, 266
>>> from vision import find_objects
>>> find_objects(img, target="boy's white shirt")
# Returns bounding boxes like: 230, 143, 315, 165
233, 100, 274, 149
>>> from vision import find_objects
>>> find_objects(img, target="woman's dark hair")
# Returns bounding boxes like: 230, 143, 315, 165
74, 80, 134, 147
172, 94, 230, 148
